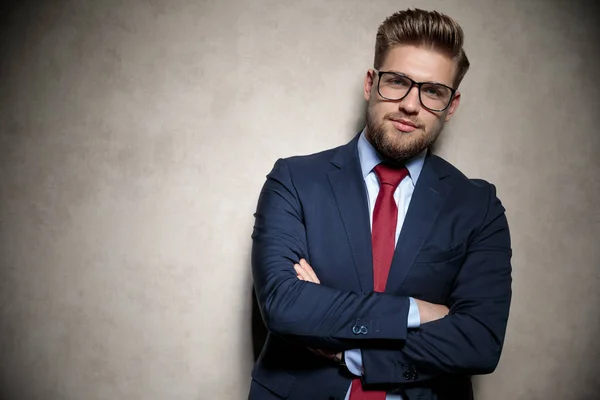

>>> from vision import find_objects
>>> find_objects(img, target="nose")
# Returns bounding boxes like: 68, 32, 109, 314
398, 86, 420, 115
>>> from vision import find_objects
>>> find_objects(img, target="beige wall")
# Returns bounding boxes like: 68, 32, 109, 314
1, 0, 599, 399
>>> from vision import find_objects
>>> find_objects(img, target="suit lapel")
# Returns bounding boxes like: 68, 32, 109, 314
327, 136, 373, 293
385, 154, 451, 293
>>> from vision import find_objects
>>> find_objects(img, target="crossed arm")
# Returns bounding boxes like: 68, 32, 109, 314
252, 159, 512, 385
294, 259, 449, 367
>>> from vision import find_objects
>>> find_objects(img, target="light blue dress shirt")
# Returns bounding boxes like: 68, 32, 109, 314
343, 130, 425, 400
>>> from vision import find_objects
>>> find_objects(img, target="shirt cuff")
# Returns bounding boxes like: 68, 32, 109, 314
344, 349, 363, 376
407, 297, 421, 328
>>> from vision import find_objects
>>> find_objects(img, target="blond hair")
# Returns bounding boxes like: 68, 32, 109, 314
374, 9, 470, 88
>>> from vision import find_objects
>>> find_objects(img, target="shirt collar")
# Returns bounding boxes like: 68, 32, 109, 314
357, 128, 427, 185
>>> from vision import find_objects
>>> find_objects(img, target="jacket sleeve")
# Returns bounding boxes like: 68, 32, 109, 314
252, 158, 411, 346
361, 183, 512, 384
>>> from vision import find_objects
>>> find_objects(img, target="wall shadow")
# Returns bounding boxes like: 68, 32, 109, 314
429, 124, 451, 155
251, 286, 268, 361
352, 88, 367, 138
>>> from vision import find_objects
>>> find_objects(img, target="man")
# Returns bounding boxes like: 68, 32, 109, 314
250, 8, 512, 400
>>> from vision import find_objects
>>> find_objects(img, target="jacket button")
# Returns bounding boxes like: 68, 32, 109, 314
353, 325, 369, 335
403, 366, 418, 381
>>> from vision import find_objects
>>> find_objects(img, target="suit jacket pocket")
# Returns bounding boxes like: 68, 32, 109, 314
251, 365, 296, 399
414, 242, 465, 264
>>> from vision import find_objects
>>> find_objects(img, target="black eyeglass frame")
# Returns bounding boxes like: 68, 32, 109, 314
374, 69, 457, 112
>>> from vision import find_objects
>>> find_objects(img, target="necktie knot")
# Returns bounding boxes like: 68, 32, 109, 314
374, 163, 409, 188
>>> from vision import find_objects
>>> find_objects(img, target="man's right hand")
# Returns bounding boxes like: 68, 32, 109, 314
414, 299, 449, 324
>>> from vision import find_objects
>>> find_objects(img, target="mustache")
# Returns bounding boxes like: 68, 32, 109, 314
385, 113, 423, 129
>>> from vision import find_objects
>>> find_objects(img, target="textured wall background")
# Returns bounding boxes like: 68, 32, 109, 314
1, 0, 599, 399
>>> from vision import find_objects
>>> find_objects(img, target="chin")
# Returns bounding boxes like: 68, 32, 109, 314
377, 128, 430, 162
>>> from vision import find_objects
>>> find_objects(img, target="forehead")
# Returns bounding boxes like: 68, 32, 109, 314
380, 45, 457, 87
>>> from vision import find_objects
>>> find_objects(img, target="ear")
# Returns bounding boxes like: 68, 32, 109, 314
363, 69, 376, 102
444, 91, 461, 122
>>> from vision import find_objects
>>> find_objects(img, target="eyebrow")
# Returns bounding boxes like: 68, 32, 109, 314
383, 70, 451, 88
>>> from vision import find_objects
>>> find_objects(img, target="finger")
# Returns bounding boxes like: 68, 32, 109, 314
296, 263, 317, 283
294, 264, 303, 280
294, 264, 312, 282
298, 259, 316, 281
308, 348, 324, 358
299, 259, 320, 284
307, 347, 334, 360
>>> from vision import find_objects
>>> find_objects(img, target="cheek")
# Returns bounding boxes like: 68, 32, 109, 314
369, 101, 393, 121
420, 112, 444, 131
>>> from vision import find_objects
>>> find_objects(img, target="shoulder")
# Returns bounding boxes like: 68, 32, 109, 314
282, 144, 345, 169
428, 154, 504, 209
429, 155, 509, 243
262, 142, 348, 192
429, 154, 495, 189
268, 139, 352, 178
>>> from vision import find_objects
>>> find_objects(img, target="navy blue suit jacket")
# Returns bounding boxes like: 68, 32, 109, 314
250, 134, 512, 400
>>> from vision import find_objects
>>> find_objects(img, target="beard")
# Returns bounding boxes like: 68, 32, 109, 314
365, 105, 444, 165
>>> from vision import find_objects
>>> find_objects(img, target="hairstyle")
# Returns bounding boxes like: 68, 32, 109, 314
374, 9, 470, 88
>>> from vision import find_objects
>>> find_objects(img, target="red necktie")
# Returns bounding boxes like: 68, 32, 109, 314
349, 163, 408, 400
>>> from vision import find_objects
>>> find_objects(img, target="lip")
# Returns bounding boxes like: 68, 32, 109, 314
390, 118, 419, 133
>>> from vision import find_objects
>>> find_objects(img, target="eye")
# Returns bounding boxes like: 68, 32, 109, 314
383, 74, 410, 87
423, 84, 451, 99
423, 86, 442, 96
390, 79, 409, 86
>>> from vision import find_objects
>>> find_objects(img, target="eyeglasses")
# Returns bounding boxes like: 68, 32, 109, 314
374, 70, 456, 112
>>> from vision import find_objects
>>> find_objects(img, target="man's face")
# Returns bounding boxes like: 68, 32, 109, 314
364, 45, 461, 164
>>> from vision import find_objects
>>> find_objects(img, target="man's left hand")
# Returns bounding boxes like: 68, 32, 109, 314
294, 258, 321, 284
